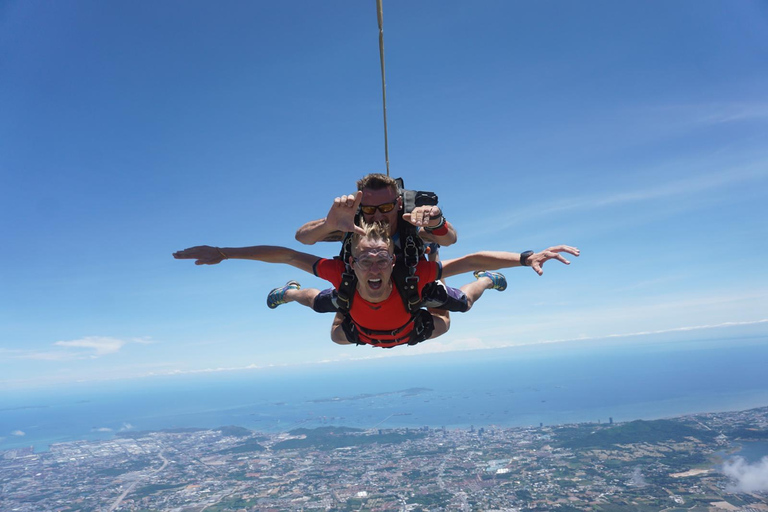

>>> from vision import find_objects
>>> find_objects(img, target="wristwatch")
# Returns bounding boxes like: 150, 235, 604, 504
520, 250, 534, 266
423, 215, 446, 232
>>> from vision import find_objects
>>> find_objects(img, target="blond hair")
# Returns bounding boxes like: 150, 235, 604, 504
351, 221, 393, 256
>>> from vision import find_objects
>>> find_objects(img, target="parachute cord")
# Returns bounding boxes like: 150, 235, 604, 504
376, 0, 390, 176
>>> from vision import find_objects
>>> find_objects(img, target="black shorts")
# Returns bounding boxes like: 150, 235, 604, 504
421, 281, 469, 312
312, 287, 340, 313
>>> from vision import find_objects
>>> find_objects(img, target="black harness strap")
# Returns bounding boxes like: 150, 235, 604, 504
336, 216, 361, 316
336, 271, 357, 314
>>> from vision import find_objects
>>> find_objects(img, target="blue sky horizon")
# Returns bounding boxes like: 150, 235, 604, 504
2, 1, 767, 390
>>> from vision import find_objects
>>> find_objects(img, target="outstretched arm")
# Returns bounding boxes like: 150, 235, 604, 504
173, 245, 320, 274
441, 245, 580, 278
295, 191, 366, 245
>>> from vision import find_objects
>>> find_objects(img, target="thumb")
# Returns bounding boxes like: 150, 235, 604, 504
401, 213, 418, 226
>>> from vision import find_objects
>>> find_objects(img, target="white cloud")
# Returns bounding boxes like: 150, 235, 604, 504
131, 337, 155, 345
574, 319, 768, 342
723, 456, 768, 493
56, 336, 156, 357
92, 427, 113, 433
10, 430, 25, 437
0, 336, 156, 363
54, 336, 126, 356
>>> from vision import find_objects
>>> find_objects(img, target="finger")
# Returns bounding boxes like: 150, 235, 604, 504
560, 246, 579, 256
352, 191, 362, 209
402, 213, 418, 226
547, 245, 580, 256
548, 253, 570, 265
353, 224, 366, 236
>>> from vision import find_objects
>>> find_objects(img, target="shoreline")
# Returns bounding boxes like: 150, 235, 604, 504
5, 403, 768, 455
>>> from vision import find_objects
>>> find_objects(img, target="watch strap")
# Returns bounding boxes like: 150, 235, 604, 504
520, 250, 534, 266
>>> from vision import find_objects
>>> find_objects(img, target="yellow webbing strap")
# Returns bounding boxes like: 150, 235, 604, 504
376, 0, 390, 176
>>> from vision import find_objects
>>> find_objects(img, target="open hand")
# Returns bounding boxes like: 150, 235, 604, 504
528, 245, 580, 276
173, 246, 226, 265
327, 191, 366, 236
403, 205, 441, 228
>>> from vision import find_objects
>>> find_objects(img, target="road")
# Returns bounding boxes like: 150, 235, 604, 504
107, 452, 169, 512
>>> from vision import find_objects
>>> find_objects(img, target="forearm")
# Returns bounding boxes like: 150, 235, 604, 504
441, 251, 521, 278
331, 313, 353, 345
219, 245, 290, 262
175, 244, 319, 271
420, 221, 457, 246
220, 246, 319, 273
295, 219, 344, 245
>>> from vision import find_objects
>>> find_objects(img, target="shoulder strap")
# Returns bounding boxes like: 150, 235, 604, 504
392, 261, 421, 313
336, 215, 360, 316
336, 269, 357, 316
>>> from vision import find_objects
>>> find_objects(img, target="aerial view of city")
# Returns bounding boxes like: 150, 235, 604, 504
2, 406, 767, 511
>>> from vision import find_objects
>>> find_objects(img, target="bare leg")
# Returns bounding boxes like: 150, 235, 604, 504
430, 273, 503, 338
283, 287, 321, 309
459, 277, 494, 312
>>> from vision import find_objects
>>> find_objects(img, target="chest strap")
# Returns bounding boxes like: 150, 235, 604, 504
340, 310, 434, 349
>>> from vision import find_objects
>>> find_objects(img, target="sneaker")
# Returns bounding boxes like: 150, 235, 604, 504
473, 271, 507, 291
267, 280, 301, 309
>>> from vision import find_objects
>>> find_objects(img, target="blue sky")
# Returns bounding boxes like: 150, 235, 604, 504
2, 1, 767, 390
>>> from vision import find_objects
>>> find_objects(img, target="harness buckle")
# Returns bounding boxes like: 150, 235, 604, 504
402, 236, 419, 268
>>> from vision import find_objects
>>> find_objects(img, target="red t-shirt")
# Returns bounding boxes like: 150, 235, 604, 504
313, 258, 441, 346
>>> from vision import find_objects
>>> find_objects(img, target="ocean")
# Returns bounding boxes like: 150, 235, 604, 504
2, 334, 767, 453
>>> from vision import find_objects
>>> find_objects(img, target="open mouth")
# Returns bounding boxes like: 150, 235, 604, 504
368, 278, 383, 290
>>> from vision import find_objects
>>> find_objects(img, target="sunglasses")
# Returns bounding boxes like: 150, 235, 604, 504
360, 200, 398, 215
